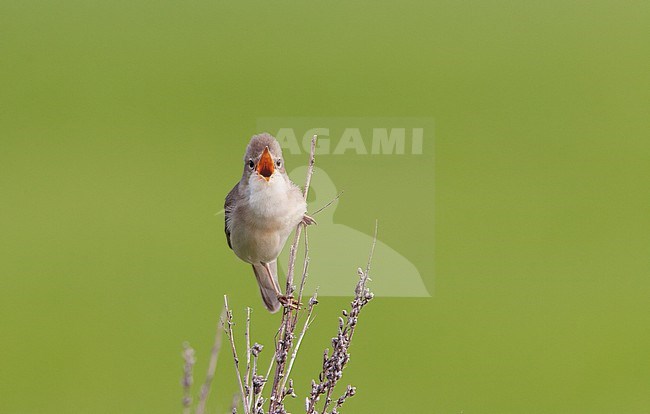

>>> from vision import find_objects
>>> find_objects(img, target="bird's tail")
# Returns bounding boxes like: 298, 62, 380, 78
252, 262, 281, 313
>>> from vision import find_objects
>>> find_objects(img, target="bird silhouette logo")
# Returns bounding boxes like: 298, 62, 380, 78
276, 166, 431, 297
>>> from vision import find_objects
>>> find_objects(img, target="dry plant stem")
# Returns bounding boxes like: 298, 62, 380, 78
306, 222, 377, 414
253, 346, 276, 412
280, 292, 318, 393
241, 340, 265, 414
282, 234, 314, 396
249, 345, 260, 412
181, 343, 195, 414
322, 224, 377, 414
268, 135, 317, 413
230, 392, 241, 414
268, 316, 293, 412
256, 352, 275, 402
311, 190, 344, 216
285, 134, 317, 296
348, 220, 377, 344
270, 233, 314, 410
331, 385, 356, 414
196, 307, 227, 414
296, 230, 310, 302
224, 295, 251, 414
244, 307, 252, 404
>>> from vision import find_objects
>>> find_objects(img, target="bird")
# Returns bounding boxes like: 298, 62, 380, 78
224, 133, 315, 312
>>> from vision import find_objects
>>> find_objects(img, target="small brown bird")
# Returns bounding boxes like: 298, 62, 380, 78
224, 133, 315, 312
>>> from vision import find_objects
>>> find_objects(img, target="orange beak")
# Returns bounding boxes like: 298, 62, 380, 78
256, 146, 274, 181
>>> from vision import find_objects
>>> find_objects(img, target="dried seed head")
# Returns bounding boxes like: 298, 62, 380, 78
252, 342, 264, 357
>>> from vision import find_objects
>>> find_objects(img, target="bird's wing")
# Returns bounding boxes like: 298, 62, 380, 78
224, 182, 240, 250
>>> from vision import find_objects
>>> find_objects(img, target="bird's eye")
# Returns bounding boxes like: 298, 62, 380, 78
276, 159, 282, 168
248, 160, 254, 169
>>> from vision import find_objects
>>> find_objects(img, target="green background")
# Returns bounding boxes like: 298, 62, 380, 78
1, 1, 649, 413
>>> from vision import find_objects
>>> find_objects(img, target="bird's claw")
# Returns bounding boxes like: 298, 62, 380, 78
278, 295, 302, 310
302, 214, 317, 226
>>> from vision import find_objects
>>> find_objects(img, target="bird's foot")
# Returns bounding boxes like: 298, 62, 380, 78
278, 294, 301, 310
302, 214, 317, 226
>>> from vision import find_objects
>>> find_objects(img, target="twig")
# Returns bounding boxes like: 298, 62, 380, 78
280, 293, 318, 393
249, 342, 264, 413
302, 135, 317, 202
296, 229, 311, 302
280, 231, 316, 395
196, 307, 227, 414
285, 134, 317, 296
223, 295, 251, 414
244, 307, 252, 406
268, 135, 318, 413
311, 190, 344, 216
268, 317, 293, 412
331, 385, 356, 414
181, 342, 196, 414
305, 222, 377, 414
229, 391, 240, 414
256, 349, 275, 401
364, 220, 378, 288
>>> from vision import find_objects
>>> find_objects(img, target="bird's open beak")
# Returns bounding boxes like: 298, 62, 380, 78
256, 146, 274, 181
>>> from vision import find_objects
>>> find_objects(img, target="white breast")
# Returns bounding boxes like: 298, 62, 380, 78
230, 173, 306, 264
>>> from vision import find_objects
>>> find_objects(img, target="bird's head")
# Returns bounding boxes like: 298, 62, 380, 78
242, 133, 285, 184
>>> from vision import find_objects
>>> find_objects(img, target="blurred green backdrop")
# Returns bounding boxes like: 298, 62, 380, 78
1, 1, 649, 413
